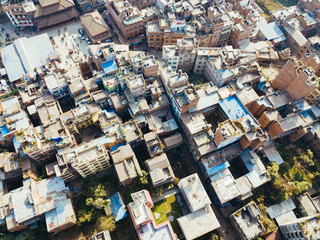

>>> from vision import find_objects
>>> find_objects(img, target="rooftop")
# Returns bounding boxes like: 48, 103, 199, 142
231, 202, 265, 240
178, 173, 211, 212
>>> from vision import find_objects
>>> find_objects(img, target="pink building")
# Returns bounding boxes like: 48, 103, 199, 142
127, 190, 177, 240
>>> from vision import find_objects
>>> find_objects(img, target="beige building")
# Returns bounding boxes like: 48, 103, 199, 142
2, 0, 36, 28
110, 144, 142, 186
80, 11, 112, 44
125, 74, 146, 98
145, 153, 175, 187
56, 141, 111, 179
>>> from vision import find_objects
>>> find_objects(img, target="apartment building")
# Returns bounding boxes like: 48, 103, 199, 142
130, 53, 159, 78
231, 19, 255, 47
105, 0, 145, 42
207, 6, 234, 47
177, 174, 220, 240
127, 0, 155, 9
56, 141, 111, 179
145, 153, 175, 187
147, 19, 192, 49
125, 74, 146, 98
80, 11, 112, 44
2, 0, 35, 28
272, 57, 318, 99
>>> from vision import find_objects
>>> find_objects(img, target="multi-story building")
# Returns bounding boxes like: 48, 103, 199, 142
56, 140, 111, 179
279, 215, 320, 240
2, 0, 35, 28
175, 38, 197, 72
80, 11, 112, 44
105, 0, 145, 42
272, 57, 318, 99
110, 144, 142, 186
177, 174, 220, 240
125, 74, 146, 98
147, 19, 194, 49
127, 0, 155, 10
230, 202, 265, 240
231, 19, 255, 47
130, 53, 159, 78
207, 6, 234, 47
43, 74, 69, 99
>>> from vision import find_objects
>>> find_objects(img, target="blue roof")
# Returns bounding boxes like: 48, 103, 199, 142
219, 95, 248, 120
1, 125, 9, 135
102, 60, 118, 75
218, 69, 233, 80
204, 161, 230, 177
259, 22, 286, 43
109, 192, 127, 222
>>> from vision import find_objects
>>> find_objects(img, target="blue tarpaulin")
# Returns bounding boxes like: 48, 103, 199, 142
205, 161, 230, 177
110, 142, 126, 152
109, 192, 127, 222
101, 60, 118, 75
1, 125, 9, 135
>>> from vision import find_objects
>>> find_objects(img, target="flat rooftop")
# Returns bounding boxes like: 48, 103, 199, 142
177, 206, 220, 240
179, 174, 211, 212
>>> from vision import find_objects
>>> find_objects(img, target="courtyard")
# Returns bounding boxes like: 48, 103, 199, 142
152, 195, 183, 237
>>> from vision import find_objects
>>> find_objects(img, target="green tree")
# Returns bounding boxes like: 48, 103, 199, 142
292, 181, 312, 195
210, 233, 220, 240
297, 149, 315, 167
260, 216, 277, 233
155, 187, 164, 198
139, 170, 149, 185
96, 215, 116, 232
86, 184, 111, 210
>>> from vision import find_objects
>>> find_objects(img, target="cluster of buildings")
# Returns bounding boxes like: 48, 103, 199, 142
0, 0, 319, 238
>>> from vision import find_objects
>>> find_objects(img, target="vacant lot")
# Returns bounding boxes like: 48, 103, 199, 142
256, 0, 298, 15
152, 195, 183, 236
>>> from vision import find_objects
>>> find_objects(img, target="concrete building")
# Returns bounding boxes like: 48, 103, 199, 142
145, 153, 175, 187
33, 0, 79, 29
127, 190, 177, 240
80, 11, 112, 44
279, 215, 320, 240
272, 57, 318, 99
207, 6, 234, 47
144, 131, 163, 157
56, 140, 111, 179
147, 19, 193, 49
2, 0, 36, 28
177, 174, 220, 240
230, 202, 265, 240
125, 74, 146, 98
1, 177, 76, 233
43, 74, 69, 99
130, 53, 159, 78
105, 0, 145, 42
110, 144, 142, 186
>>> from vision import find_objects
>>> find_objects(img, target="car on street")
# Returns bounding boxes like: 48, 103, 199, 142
78, 34, 85, 40
78, 29, 84, 35
85, 37, 91, 44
